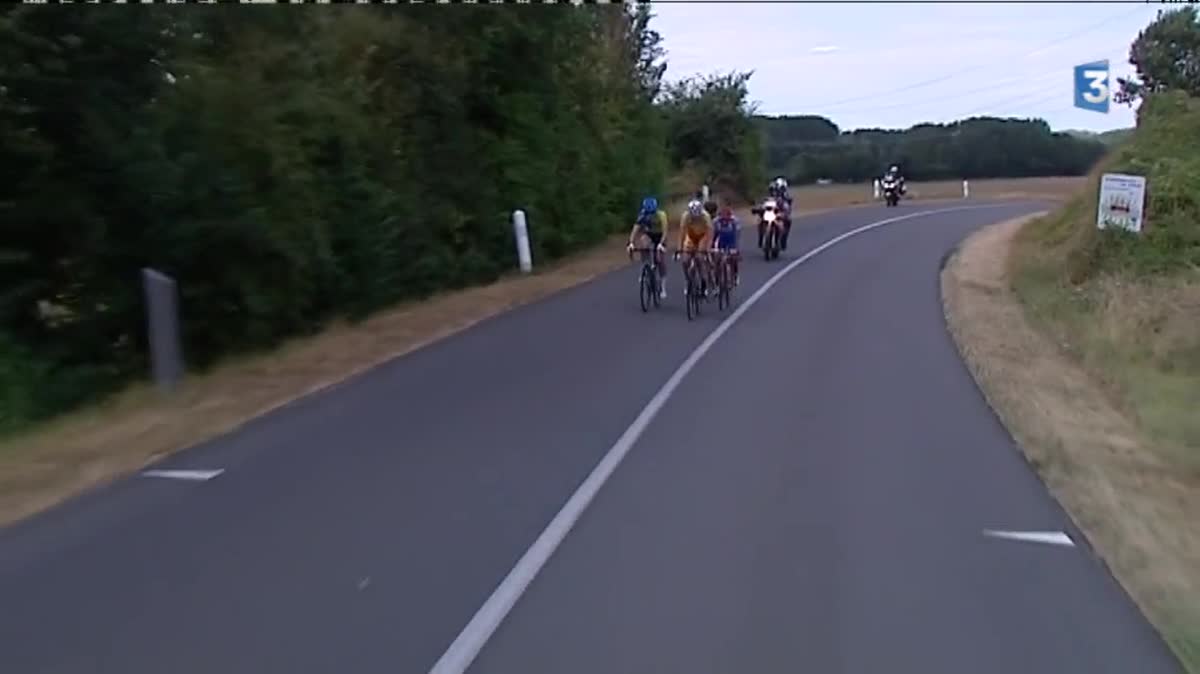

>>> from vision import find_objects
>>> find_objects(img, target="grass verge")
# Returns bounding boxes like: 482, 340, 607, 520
943, 215, 1200, 671
1, 176, 1083, 528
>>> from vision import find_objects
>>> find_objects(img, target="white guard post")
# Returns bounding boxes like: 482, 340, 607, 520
962, 180, 970, 199
702, 184, 710, 202
512, 210, 533, 273
873, 179, 881, 199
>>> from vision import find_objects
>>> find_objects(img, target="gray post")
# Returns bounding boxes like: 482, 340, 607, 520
142, 268, 184, 392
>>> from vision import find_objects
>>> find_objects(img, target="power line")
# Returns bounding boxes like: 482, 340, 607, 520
810, 5, 1147, 112
800, 48, 1128, 124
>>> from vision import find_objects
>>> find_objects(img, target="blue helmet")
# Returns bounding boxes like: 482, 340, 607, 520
640, 196, 658, 214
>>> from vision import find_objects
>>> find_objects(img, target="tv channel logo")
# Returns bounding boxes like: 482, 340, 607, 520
1074, 60, 1110, 113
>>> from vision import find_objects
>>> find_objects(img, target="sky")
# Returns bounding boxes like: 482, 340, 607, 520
651, 2, 1164, 132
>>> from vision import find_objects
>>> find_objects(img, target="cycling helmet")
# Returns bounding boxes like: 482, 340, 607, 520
718, 206, 734, 219
640, 196, 658, 214
687, 199, 704, 216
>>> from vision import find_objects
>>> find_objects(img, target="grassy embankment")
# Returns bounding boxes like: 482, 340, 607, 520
948, 91, 1199, 669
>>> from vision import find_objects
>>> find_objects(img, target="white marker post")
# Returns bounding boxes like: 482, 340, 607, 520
701, 184, 710, 203
512, 210, 533, 274
873, 179, 881, 200
962, 179, 970, 199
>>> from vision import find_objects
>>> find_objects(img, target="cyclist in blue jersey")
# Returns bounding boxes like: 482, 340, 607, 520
711, 205, 741, 286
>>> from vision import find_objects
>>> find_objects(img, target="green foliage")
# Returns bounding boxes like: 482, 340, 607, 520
1117, 7, 1200, 104
1063, 128, 1135, 147
1059, 92, 1200, 283
761, 115, 1107, 183
659, 71, 764, 199
0, 6, 671, 429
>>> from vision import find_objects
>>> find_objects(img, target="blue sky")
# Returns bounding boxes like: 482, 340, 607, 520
651, 2, 1162, 132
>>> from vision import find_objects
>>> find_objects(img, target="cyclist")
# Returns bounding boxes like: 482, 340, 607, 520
675, 199, 714, 298
626, 196, 669, 299
711, 205, 740, 287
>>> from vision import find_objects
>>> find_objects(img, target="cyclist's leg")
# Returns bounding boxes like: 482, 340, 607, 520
650, 232, 666, 278
647, 231, 666, 297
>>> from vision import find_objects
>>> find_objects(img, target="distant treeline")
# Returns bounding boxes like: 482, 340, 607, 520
0, 6, 764, 431
757, 114, 1110, 184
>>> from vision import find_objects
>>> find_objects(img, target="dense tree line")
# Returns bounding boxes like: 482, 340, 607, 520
0, 6, 766, 431
759, 115, 1109, 184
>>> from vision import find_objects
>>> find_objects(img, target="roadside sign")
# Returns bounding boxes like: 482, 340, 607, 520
1097, 172, 1146, 233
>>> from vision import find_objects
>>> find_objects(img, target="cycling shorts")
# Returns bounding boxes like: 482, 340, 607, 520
713, 229, 738, 251
681, 230, 710, 252
636, 229, 664, 247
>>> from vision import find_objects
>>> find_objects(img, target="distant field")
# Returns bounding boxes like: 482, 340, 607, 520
789, 176, 1087, 210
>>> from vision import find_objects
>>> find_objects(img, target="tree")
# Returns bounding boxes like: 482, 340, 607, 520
1116, 7, 1200, 104
659, 71, 763, 198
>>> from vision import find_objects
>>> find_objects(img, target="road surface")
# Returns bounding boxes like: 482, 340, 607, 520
0, 202, 1182, 674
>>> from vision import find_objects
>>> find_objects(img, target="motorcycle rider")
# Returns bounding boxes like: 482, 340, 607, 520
762, 177, 794, 250
883, 164, 906, 196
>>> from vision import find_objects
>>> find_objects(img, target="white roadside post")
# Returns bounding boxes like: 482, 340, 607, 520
962, 179, 970, 199
701, 184, 710, 202
512, 209, 533, 274
873, 179, 881, 200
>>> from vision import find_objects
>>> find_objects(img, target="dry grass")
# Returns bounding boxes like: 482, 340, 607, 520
790, 175, 1086, 209
0, 177, 1083, 529
942, 215, 1200, 671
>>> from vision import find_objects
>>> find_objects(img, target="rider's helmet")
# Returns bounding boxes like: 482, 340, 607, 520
640, 196, 658, 215
718, 206, 734, 220
775, 177, 788, 191
703, 200, 719, 217
687, 199, 704, 217
888, 165, 899, 177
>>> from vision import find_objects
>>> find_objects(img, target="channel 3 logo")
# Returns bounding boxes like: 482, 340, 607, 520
1074, 60, 1110, 114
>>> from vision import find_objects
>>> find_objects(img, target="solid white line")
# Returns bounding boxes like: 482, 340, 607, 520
983, 529, 1076, 547
141, 469, 225, 481
429, 203, 1015, 674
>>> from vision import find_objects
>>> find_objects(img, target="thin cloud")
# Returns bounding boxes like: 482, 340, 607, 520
809, 45, 840, 54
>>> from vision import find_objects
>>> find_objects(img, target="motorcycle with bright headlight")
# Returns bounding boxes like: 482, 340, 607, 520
752, 198, 784, 260
882, 177, 901, 207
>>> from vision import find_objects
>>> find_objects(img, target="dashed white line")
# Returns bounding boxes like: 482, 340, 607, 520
141, 469, 225, 481
429, 203, 1016, 674
983, 529, 1075, 547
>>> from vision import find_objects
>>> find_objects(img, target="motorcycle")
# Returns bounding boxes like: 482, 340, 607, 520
756, 198, 783, 261
882, 177, 901, 207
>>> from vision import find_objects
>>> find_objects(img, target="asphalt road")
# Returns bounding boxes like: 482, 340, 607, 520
0, 202, 1182, 674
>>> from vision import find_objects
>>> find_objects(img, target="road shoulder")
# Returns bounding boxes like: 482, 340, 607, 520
941, 214, 1198, 671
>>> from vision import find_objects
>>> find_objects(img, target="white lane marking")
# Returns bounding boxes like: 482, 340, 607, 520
983, 529, 1075, 547
141, 469, 225, 481
429, 203, 1017, 674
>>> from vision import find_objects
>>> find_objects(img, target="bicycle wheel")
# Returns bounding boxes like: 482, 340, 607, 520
639, 265, 652, 312
685, 262, 697, 321
718, 259, 731, 311
651, 267, 661, 308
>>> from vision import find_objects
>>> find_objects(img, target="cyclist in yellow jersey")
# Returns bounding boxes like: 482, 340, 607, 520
626, 196, 670, 299
675, 199, 714, 298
